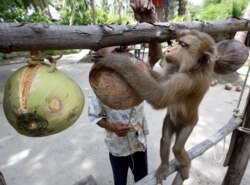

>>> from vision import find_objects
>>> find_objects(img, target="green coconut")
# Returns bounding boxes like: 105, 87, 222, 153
3, 64, 85, 137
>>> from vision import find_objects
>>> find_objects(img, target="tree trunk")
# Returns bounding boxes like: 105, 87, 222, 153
0, 19, 250, 52
178, 0, 187, 16
89, 0, 96, 25
118, 2, 122, 25
45, 0, 52, 20
166, 0, 175, 21
221, 91, 250, 185
69, 0, 77, 25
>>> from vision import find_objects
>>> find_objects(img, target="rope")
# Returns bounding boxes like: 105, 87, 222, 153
234, 62, 250, 116
233, 61, 250, 134
214, 55, 250, 162
213, 136, 226, 163
126, 108, 135, 173
238, 127, 250, 134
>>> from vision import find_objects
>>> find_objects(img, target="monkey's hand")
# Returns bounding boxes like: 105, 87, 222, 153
93, 53, 132, 72
109, 123, 130, 137
155, 164, 169, 184
131, 0, 158, 23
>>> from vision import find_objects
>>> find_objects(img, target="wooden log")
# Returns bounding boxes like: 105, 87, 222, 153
73, 175, 97, 185
135, 116, 242, 185
234, 2, 250, 43
222, 91, 250, 185
0, 18, 250, 53
171, 173, 184, 185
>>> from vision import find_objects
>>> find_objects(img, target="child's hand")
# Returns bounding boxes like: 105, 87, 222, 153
110, 123, 130, 137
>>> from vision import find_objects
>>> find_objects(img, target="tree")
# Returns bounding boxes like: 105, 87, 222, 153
100, 0, 109, 12
89, 0, 96, 25
193, 0, 249, 20
0, 0, 51, 23
178, 0, 187, 16
112, 0, 128, 24
69, 0, 77, 25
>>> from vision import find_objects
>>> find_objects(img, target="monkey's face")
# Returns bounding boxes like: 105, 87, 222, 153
164, 31, 216, 72
164, 35, 199, 70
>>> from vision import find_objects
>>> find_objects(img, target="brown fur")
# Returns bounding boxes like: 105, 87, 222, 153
95, 30, 217, 183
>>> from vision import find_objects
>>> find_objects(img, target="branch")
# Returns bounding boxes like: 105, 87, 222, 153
135, 116, 242, 185
0, 18, 250, 52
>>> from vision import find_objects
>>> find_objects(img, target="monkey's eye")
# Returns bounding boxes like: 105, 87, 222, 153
179, 41, 188, 47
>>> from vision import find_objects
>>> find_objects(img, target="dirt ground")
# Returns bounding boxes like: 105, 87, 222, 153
0, 50, 249, 185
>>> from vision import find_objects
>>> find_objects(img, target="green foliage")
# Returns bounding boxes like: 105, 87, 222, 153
59, 4, 91, 25
0, 7, 28, 22
105, 14, 133, 25
172, 15, 187, 22
203, 0, 223, 6
100, 0, 109, 13
190, 0, 249, 20
42, 49, 80, 56
95, 8, 109, 24
196, 4, 232, 20
27, 12, 51, 23
232, 0, 249, 18
0, 0, 51, 23
59, 6, 133, 25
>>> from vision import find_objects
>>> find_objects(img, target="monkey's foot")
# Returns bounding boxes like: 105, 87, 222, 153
155, 164, 168, 184
176, 165, 190, 180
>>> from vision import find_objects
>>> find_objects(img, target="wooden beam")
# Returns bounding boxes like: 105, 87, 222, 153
0, 18, 250, 53
222, 90, 250, 185
135, 116, 242, 185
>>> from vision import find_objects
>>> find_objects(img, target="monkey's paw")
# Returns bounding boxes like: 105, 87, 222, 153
177, 165, 190, 180
155, 164, 169, 184
91, 52, 104, 63
95, 54, 125, 69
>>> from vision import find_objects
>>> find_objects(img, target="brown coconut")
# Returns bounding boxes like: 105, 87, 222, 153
214, 39, 249, 74
89, 53, 150, 109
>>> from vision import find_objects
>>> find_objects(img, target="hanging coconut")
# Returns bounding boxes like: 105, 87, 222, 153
214, 39, 249, 74
89, 53, 150, 110
3, 63, 85, 137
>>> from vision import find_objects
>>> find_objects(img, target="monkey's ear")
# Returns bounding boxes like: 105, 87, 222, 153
198, 51, 215, 64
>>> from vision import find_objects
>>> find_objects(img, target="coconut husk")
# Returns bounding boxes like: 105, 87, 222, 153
214, 39, 249, 74
89, 53, 150, 109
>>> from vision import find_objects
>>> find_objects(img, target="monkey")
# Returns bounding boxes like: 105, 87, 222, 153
94, 29, 217, 184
